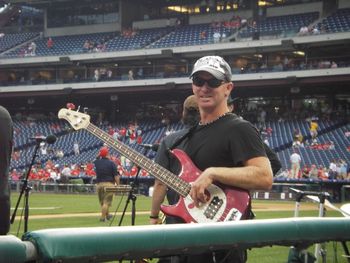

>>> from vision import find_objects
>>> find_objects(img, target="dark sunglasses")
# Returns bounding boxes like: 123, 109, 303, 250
192, 76, 224, 88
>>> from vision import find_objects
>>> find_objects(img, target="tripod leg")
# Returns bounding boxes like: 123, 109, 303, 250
341, 241, 350, 263
315, 201, 326, 262
131, 195, 137, 226
118, 195, 130, 226
24, 188, 30, 233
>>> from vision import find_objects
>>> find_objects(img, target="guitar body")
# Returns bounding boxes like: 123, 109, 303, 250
160, 149, 251, 223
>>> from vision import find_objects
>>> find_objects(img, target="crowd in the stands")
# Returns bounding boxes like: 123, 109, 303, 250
8, 97, 350, 185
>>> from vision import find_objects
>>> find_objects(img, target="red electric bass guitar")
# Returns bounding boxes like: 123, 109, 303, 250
58, 107, 250, 223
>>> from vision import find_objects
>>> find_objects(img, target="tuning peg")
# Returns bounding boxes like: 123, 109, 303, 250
66, 103, 76, 110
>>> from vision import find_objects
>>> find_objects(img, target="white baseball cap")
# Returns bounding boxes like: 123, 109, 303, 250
190, 56, 232, 82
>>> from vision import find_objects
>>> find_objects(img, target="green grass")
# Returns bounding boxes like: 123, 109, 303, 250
9, 192, 349, 263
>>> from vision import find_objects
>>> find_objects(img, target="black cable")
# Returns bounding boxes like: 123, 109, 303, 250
15, 197, 25, 237
108, 191, 127, 227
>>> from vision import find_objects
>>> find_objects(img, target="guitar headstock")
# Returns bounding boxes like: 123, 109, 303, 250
58, 107, 90, 131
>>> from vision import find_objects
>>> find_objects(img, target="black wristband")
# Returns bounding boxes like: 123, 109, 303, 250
149, 215, 159, 219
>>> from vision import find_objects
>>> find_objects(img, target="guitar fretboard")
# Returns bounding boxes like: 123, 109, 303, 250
86, 123, 191, 197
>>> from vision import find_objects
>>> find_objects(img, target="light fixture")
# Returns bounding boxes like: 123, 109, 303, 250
293, 51, 305, 56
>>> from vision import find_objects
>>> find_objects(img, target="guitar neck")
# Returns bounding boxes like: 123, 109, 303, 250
86, 123, 190, 197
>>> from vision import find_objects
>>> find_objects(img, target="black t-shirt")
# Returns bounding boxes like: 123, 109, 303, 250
263, 143, 282, 175
183, 114, 266, 170
94, 157, 117, 183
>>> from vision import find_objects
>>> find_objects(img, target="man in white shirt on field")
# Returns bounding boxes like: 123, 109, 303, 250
290, 150, 301, 179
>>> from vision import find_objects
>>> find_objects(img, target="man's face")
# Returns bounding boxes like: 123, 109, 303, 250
192, 71, 232, 111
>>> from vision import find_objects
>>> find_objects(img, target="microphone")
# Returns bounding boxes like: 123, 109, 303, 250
140, 143, 159, 151
30, 135, 57, 144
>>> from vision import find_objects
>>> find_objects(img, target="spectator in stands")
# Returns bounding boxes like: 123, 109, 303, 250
312, 26, 320, 35
128, 69, 134, 80
60, 164, 71, 183
150, 55, 272, 263
94, 147, 120, 222
292, 129, 304, 148
56, 149, 64, 158
199, 30, 207, 40
82, 40, 90, 52
10, 169, 20, 181
328, 160, 338, 180
339, 159, 348, 180
308, 164, 318, 179
99, 68, 107, 80
84, 161, 96, 180
47, 37, 54, 49
298, 26, 309, 36
112, 128, 119, 141
94, 69, 100, 82
213, 30, 221, 43
28, 42, 37, 56
309, 118, 318, 141
136, 68, 144, 79
73, 141, 80, 155
40, 141, 47, 156
301, 165, 310, 179
258, 107, 266, 129
318, 165, 328, 180
290, 149, 301, 179
107, 69, 113, 79
49, 168, 60, 183
331, 61, 338, 68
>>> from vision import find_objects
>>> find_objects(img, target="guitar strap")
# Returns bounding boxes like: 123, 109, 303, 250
168, 113, 236, 151
167, 123, 198, 151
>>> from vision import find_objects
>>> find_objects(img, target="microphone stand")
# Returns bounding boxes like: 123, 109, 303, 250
118, 147, 150, 263
11, 142, 41, 234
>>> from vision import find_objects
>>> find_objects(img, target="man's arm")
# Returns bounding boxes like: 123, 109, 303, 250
150, 179, 167, 224
190, 156, 273, 207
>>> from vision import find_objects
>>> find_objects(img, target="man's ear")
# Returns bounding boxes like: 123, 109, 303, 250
230, 82, 234, 92
225, 82, 234, 96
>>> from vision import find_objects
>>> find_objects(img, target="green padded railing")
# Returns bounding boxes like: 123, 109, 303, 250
22, 217, 350, 262
0, 235, 28, 263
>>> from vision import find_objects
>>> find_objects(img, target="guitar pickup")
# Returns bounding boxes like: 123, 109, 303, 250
203, 196, 224, 220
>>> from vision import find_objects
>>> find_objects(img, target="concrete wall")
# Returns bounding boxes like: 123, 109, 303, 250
133, 18, 178, 30
339, 0, 350, 9
266, 1, 323, 17
46, 23, 120, 37
189, 9, 252, 24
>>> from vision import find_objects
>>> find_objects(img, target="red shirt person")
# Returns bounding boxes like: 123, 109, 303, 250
47, 37, 54, 49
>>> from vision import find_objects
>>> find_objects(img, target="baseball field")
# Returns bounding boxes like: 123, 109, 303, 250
9, 192, 348, 262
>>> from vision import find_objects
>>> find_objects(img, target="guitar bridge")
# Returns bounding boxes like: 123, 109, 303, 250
225, 208, 242, 221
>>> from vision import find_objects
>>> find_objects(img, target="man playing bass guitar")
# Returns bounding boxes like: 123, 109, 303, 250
150, 56, 273, 263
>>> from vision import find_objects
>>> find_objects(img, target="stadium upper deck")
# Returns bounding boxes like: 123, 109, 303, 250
0, 0, 349, 115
